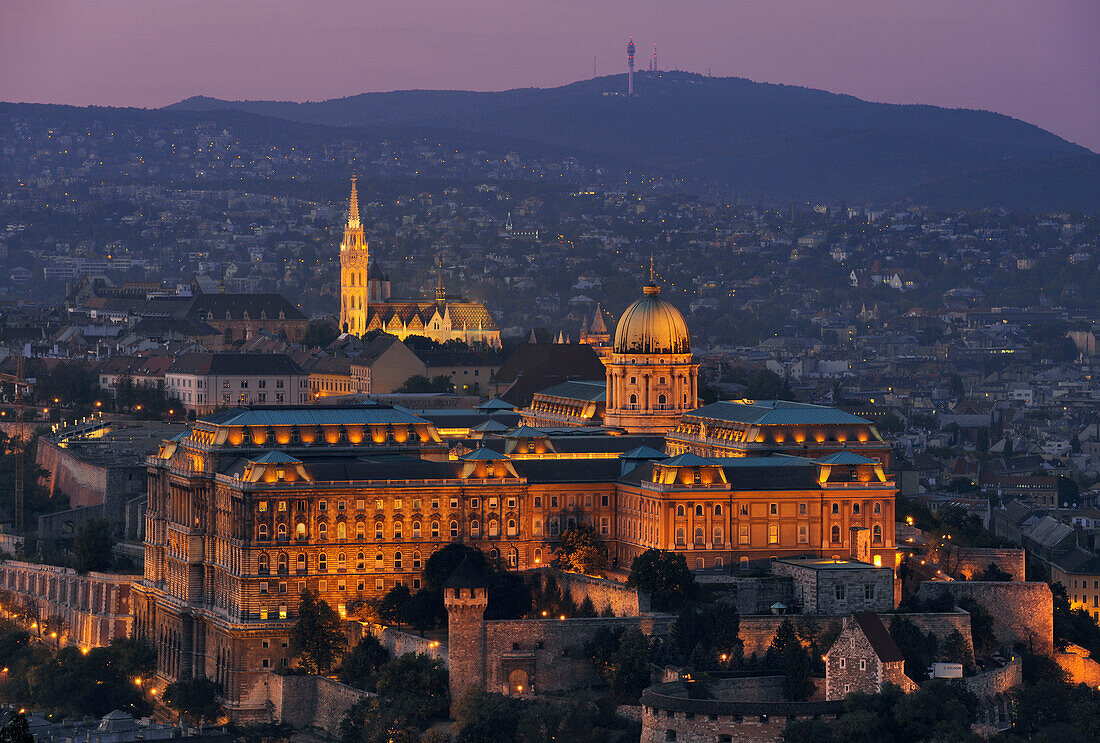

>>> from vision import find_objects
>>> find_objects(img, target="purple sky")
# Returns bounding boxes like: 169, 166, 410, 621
2, 0, 1098, 151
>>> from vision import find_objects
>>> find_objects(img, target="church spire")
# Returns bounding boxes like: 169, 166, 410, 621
347, 176, 361, 229
435, 253, 447, 303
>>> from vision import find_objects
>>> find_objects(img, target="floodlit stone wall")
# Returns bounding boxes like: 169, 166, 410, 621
916, 581, 1053, 655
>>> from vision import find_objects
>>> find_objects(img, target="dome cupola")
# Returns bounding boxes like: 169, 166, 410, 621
612, 283, 691, 355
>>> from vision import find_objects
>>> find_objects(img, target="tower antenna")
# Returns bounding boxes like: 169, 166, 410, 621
626, 37, 635, 95
652, 44, 658, 72
593, 55, 597, 78
13, 353, 24, 536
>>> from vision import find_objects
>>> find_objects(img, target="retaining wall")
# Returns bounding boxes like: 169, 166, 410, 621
534, 568, 649, 615
916, 581, 1053, 655
268, 673, 374, 735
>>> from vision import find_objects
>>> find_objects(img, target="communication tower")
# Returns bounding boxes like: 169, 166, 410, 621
627, 37, 635, 95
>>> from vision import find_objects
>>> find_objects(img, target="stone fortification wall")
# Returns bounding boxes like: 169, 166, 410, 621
639, 680, 842, 743
36, 437, 108, 509
954, 549, 1027, 581
738, 611, 972, 658
357, 622, 446, 665
964, 657, 1022, 699
0, 560, 137, 648
916, 581, 1053, 655
533, 568, 648, 615
1055, 648, 1100, 686
268, 673, 373, 735
482, 615, 674, 694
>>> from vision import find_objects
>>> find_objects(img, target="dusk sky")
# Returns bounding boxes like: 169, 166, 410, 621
2, 0, 1098, 151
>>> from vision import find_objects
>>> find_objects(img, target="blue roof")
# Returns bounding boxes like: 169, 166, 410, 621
471, 419, 510, 432
476, 398, 516, 411
719, 455, 819, 468
460, 448, 511, 461
620, 445, 668, 460
661, 453, 716, 467
814, 451, 880, 465
687, 400, 871, 426
507, 425, 547, 438
250, 451, 302, 464
533, 380, 606, 403
199, 406, 426, 427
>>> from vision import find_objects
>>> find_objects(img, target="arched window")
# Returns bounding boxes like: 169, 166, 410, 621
696, 558, 705, 570
533, 518, 543, 536
629, 393, 638, 405
258, 553, 269, 573
694, 527, 704, 545
471, 520, 481, 537
714, 504, 723, 516
394, 522, 403, 539
356, 522, 365, 539
277, 523, 287, 539
676, 527, 686, 545
676, 505, 685, 517
831, 525, 841, 543
318, 522, 328, 539
831, 503, 840, 515
413, 551, 422, 569
739, 556, 749, 571
713, 526, 724, 545
873, 502, 882, 515
852, 503, 861, 515
296, 522, 306, 538
508, 548, 518, 567
258, 524, 269, 540
375, 553, 384, 569
338, 553, 346, 569
534, 548, 543, 564
489, 519, 499, 537
337, 522, 347, 540
507, 519, 517, 536
278, 553, 288, 573
695, 504, 704, 517
394, 552, 403, 570
658, 393, 667, 405
431, 521, 440, 538
296, 553, 306, 572
412, 521, 422, 538
873, 524, 883, 543
375, 522, 384, 539
356, 551, 364, 569
318, 553, 328, 571
715, 557, 723, 568
450, 521, 459, 538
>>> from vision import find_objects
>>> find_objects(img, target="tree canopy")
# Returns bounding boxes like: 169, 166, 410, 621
290, 590, 346, 674
72, 518, 114, 574
627, 549, 693, 611
555, 523, 607, 576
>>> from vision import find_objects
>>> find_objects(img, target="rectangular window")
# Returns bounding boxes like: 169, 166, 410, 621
601, 494, 609, 507
601, 517, 609, 535
739, 525, 750, 545
259, 501, 268, 512
865, 584, 874, 600
318, 579, 327, 592
799, 503, 807, 515
279, 582, 287, 594
375, 578, 384, 590
259, 581, 269, 594
798, 524, 808, 544
835, 585, 846, 600
768, 524, 779, 545
279, 605, 287, 619
769, 503, 778, 516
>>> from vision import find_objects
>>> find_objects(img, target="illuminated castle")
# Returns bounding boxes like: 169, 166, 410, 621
338, 178, 500, 347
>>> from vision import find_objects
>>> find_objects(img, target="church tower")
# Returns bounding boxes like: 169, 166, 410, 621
339, 177, 370, 335
603, 271, 699, 434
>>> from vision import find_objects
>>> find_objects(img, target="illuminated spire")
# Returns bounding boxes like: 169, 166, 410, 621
347, 176, 360, 229
435, 253, 446, 302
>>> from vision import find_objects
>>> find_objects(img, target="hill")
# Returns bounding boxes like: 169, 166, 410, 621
167, 72, 1099, 208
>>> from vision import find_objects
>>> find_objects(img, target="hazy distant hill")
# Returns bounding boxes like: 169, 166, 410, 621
168, 72, 1099, 208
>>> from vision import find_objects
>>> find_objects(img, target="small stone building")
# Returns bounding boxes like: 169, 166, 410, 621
772, 558, 894, 614
825, 613, 918, 700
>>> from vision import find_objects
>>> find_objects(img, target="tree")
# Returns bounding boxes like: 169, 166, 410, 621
162, 678, 223, 723
585, 626, 652, 700
765, 618, 799, 668
888, 615, 938, 681
452, 688, 519, 743
978, 562, 1012, 582
485, 571, 531, 620
746, 370, 786, 400
338, 635, 389, 689
377, 584, 412, 629
782, 640, 815, 701
395, 374, 455, 394
555, 523, 607, 576
627, 549, 693, 611
401, 589, 443, 636
423, 544, 488, 592
0, 713, 33, 743
956, 597, 997, 658
674, 603, 743, 669
72, 518, 113, 573
374, 654, 449, 726
290, 590, 346, 674
302, 320, 339, 348
940, 630, 975, 673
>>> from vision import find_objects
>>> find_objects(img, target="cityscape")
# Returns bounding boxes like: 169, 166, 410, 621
0, 3, 1098, 743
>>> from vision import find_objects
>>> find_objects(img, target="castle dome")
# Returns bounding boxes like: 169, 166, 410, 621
613, 283, 691, 355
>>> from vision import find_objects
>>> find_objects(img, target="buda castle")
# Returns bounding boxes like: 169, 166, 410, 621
135, 245, 897, 719
338, 178, 500, 347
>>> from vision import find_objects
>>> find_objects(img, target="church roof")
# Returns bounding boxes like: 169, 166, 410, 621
687, 400, 871, 426
460, 447, 511, 461
249, 451, 302, 465
185, 293, 306, 322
